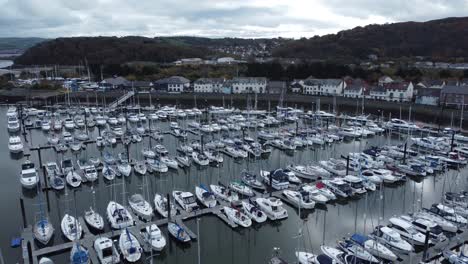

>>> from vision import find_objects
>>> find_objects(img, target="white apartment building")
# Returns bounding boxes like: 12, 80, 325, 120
231, 77, 267, 94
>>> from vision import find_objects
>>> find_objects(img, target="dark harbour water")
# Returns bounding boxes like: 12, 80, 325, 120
0, 106, 467, 263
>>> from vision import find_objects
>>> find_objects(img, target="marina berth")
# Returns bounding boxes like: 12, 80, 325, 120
6, 103, 468, 264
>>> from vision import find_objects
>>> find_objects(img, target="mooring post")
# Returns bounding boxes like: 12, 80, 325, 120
27, 241, 32, 264
20, 198, 27, 228
451, 130, 455, 152
403, 143, 407, 163
422, 226, 431, 261
269, 172, 273, 197
126, 144, 130, 162
167, 193, 171, 220
346, 156, 350, 175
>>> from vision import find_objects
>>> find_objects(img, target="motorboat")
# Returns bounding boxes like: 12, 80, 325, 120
255, 197, 288, 220
370, 226, 413, 254
83, 166, 98, 182
103, 152, 116, 165
106, 201, 134, 229
298, 186, 329, 204
399, 215, 446, 244
301, 182, 336, 201
7, 116, 20, 132
61, 214, 82, 241
425, 204, 468, 225
146, 158, 168, 173
141, 224, 166, 251
210, 184, 239, 203
195, 185, 217, 208
241, 171, 265, 190
117, 159, 132, 177
9, 136, 24, 153
322, 178, 353, 198
119, 229, 142, 262
229, 181, 255, 197
223, 206, 252, 227
413, 211, 458, 233
20, 161, 39, 189
388, 217, 428, 246
173, 191, 199, 212
282, 169, 302, 184
342, 175, 367, 195
84, 208, 104, 231
66, 171, 82, 188
286, 164, 330, 180
191, 151, 210, 166
260, 169, 289, 190
319, 159, 346, 176
94, 237, 120, 264
242, 201, 267, 223
443, 249, 468, 264
204, 150, 224, 163
128, 194, 153, 221
102, 165, 116, 181
167, 222, 191, 243
282, 190, 315, 209
349, 233, 398, 262
154, 193, 176, 218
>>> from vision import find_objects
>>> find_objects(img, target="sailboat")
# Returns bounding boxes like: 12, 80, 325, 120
84, 187, 104, 231
61, 214, 82, 241
70, 243, 90, 264
106, 201, 134, 229
119, 228, 142, 262
33, 187, 54, 245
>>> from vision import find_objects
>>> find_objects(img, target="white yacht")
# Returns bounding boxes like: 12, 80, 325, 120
223, 206, 252, 228
141, 224, 166, 251
94, 237, 120, 264
255, 197, 288, 220
7, 116, 20, 132
173, 191, 199, 212
282, 190, 316, 209
9, 136, 24, 153
20, 161, 39, 189
154, 194, 176, 218
128, 194, 153, 221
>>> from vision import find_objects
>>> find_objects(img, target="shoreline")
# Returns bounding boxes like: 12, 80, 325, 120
0, 89, 466, 129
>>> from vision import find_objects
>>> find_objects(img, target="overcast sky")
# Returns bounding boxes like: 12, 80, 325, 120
0, 0, 467, 38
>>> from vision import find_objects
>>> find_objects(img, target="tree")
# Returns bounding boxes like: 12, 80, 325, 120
439, 69, 452, 79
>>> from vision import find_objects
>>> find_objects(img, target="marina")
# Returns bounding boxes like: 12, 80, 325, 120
2, 100, 468, 264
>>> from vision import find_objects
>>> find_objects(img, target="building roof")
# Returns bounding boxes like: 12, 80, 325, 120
441, 85, 468, 95
382, 81, 410, 91
194, 78, 225, 84
290, 82, 303, 89
232, 77, 267, 83
102, 76, 129, 86
303, 78, 342, 86
417, 88, 441, 97
155, 76, 190, 85
418, 79, 444, 88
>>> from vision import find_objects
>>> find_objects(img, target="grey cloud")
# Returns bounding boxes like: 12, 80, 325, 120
0, 0, 467, 38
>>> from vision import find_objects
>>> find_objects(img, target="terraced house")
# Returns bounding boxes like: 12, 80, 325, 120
231, 77, 267, 94
193, 78, 225, 93
301, 78, 346, 96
